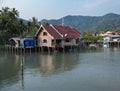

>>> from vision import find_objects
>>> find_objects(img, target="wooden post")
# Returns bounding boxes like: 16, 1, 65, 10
119, 42, 120, 47
14, 47, 16, 54
16, 47, 18, 54
63, 46, 65, 52
118, 42, 119, 47
34, 46, 37, 53
12, 47, 14, 53
41, 47, 43, 52
30, 47, 31, 54
23, 48, 25, 54
52, 47, 55, 53
20, 55, 25, 89
39, 46, 41, 52
20, 47, 22, 54
47, 47, 50, 53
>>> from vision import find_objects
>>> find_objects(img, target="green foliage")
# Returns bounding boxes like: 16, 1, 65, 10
0, 7, 21, 44
26, 17, 39, 36
115, 27, 120, 33
0, 7, 40, 45
42, 22, 50, 26
83, 33, 102, 42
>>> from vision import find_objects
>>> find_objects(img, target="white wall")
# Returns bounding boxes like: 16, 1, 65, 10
103, 37, 110, 43
38, 28, 53, 47
61, 38, 77, 47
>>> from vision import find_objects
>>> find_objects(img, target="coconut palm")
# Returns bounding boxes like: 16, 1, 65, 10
2, 7, 9, 13
26, 17, 39, 36
11, 8, 19, 17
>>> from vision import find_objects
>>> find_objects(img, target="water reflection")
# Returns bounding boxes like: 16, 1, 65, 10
23, 52, 80, 76
39, 54, 55, 75
20, 55, 25, 90
38, 53, 80, 76
0, 51, 80, 90
0, 51, 21, 89
0, 48, 120, 91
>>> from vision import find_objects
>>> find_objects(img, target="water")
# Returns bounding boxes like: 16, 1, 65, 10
0, 48, 120, 91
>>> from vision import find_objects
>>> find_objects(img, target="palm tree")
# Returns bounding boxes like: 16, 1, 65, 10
18, 19, 25, 37
31, 17, 37, 26
0, 7, 21, 38
26, 17, 39, 36
11, 8, 19, 17
2, 7, 9, 13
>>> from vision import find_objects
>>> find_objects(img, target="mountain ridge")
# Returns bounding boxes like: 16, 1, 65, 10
40, 13, 120, 32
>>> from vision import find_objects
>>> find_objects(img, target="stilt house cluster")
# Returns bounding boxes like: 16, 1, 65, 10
7, 24, 81, 52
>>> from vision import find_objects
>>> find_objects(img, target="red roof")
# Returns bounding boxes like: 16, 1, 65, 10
44, 25, 61, 39
36, 25, 81, 39
53, 25, 81, 38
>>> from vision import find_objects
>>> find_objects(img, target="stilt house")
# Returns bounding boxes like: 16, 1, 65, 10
35, 24, 81, 48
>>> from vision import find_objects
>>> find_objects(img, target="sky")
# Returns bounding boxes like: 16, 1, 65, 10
1, 0, 120, 20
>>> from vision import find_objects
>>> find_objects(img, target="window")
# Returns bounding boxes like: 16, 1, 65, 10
43, 39, 47, 43
43, 32, 47, 36
65, 38, 70, 42
76, 38, 79, 43
52, 40, 56, 45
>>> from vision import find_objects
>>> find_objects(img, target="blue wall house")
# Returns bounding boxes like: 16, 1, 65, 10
9, 37, 35, 48
24, 39, 35, 48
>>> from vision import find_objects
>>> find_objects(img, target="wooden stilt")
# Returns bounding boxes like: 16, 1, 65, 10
39, 47, 41, 52
48, 47, 51, 53
23, 48, 25, 54
41, 47, 43, 52
30, 48, 31, 54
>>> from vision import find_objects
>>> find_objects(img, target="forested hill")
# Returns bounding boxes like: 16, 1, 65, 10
40, 13, 120, 32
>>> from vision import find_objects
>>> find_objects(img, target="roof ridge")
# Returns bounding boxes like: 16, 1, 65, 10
50, 24, 63, 37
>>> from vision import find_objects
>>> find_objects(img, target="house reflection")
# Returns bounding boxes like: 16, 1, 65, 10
39, 54, 54, 75
0, 51, 80, 88
38, 53, 80, 76
15, 52, 80, 76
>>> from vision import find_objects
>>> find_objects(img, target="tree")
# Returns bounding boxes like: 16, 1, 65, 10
42, 22, 49, 26
26, 17, 39, 36
115, 27, 120, 33
11, 8, 19, 17
0, 7, 40, 45
83, 33, 103, 43
0, 7, 27, 45
2, 7, 9, 13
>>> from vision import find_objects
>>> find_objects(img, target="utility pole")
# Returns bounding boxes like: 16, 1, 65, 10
62, 18, 64, 26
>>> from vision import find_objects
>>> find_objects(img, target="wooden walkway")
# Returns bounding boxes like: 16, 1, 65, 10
109, 41, 120, 47
4, 45, 81, 54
